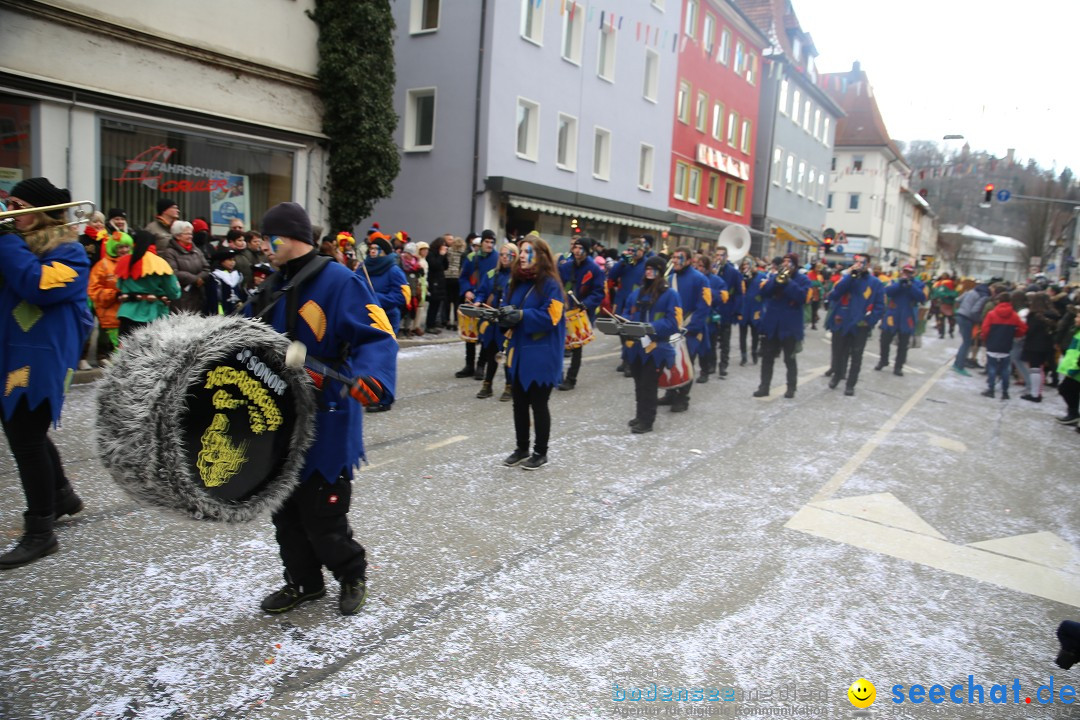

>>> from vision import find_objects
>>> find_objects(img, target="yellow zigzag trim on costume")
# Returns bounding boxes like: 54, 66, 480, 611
299, 300, 327, 342
39, 262, 78, 290
863, 286, 873, 300
141, 253, 174, 275
367, 304, 395, 337
5, 366, 30, 396
548, 299, 564, 326
703, 287, 712, 307
401, 284, 412, 308
721, 289, 730, 304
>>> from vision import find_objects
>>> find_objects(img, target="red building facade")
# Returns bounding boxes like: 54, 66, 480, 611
669, 0, 767, 245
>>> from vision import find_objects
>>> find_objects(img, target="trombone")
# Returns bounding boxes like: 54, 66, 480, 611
0, 200, 97, 229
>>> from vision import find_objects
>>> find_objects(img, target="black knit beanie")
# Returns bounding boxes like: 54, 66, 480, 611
10, 177, 71, 218
260, 202, 314, 245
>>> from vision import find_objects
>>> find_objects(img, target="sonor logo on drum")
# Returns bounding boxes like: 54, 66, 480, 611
235, 348, 287, 395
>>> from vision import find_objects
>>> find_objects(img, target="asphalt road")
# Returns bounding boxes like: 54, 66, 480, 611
2, 327, 1079, 720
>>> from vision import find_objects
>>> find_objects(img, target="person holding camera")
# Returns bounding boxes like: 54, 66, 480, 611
827, 254, 884, 396
499, 236, 566, 470
876, 264, 927, 376
754, 254, 810, 399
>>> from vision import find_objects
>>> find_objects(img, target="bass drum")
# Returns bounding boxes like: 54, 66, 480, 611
96, 313, 317, 523
659, 333, 694, 390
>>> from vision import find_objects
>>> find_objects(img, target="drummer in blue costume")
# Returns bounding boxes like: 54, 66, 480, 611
623, 256, 681, 434
455, 229, 499, 380
0, 177, 92, 569
608, 234, 655, 375
557, 236, 605, 392
251, 202, 398, 617
474, 241, 517, 400
360, 232, 408, 335
695, 253, 728, 383
659, 247, 711, 413
499, 236, 566, 471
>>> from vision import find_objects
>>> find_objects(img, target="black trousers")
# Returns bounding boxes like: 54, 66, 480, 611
443, 280, 461, 326
1060, 377, 1080, 417
702, 324, 718, 374
718, 321, 733, 369
481, 342, 500, 383
810, 301, 821, 327
739, 323, 760, 360
464, 341, 477, 369
834, 326, 870, 389
759, 336, 798, 392
879, 329, 910, 370
119, 316, 148, 339
566, 346, 583, 382
1, 398, 68, 517
512, 380, 553, 455
425, 290, 445, 330
631, 358, 661, 427
271, 472, 366, 590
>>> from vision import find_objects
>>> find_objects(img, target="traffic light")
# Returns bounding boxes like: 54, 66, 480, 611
570, 218, 580, 234
984, 183, 995, 203
822, 227, 835, 250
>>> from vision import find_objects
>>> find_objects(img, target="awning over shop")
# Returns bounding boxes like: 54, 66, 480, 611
773, 225, 814, 246
507, 195, 669, 233
670, 209, 770, 239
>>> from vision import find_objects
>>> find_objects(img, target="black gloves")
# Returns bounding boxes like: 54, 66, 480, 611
497, 306, 523, 328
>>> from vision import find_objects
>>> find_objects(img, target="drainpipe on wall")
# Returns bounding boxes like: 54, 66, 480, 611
469, 0, 488, 233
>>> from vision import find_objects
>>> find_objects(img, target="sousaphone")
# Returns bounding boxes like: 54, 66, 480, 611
718, 224, 752, 264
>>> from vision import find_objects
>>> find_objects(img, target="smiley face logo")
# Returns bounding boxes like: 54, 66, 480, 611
848, 678, 876, 708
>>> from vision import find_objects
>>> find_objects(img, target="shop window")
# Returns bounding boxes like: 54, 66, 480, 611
99, 117, 294, 235
0, 98, 33, 203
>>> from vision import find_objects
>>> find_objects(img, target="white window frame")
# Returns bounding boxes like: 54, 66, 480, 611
817, 171, 826, 205
556, 113, 578, 171
746, 53, 757, 85
561, 2, 585, 65
711, 101, 724, 141
706, 173, 720, 209
703, 13, 716, 55
734, 41, 745, 74
779, 78, 789, 115
652, 0, 664, 9
807, 166, 817, 201
827, 192, 833, 210
791, 89, 801, 125
740, 119, 751, 153
673, 162, 688, 200
639, 143, 654, 191
772, 146, 783, 186
797, 160, 806, 196
593, 126, 612, 181
516, 97, 540, 162
409, 0, 441, 34
813, 108, 821, 139
695, 91, 708, 133
849, 193, 861, 211
718, 28, 730, 65
803, 100, 812, 132
643, 49, 660, 102
677, 80, 691, 124
725, 110, 738, 147
785, 154, 794, 189
404, 87, 436, 152
822, 117, 831, 145
853, 155, 864, 172
597, 25, 616, 82
684, 0, 698, 39
520, 0, 544, 46
687, 167, 702, 205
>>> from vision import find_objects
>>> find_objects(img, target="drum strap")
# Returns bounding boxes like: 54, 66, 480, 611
241, 254, 333, 325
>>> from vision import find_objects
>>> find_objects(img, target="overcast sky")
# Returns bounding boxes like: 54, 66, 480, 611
795, 0, 1079, 173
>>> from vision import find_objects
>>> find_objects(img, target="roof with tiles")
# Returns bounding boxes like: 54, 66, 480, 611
820, 65, 907, 163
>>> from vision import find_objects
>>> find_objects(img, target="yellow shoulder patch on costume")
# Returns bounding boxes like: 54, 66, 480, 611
366, 303, 396, 337
5, 366, 29, 396
141, 253, 175, 276
39, 262, 78, 290
548, 299, 564, 326
675, 305, 684, 327
863, 286, 873, 300
401, 284, 412, 308
721, 289, 730, 304
887, 316, 895, 327
299, 300, 327, 342
703, 287, 712, 307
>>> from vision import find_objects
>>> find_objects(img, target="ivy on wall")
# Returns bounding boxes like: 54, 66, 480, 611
307, 0, 400, 232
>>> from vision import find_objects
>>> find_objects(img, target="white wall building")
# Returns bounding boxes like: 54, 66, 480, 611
1, 0, 327, 232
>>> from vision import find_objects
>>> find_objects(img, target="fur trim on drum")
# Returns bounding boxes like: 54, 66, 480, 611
96, 313, 318, 523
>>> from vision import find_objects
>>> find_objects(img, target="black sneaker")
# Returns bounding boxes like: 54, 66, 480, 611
557, 379, 576, 391
1001, 392, 1010, 400
981, 389, 994, 398
1056, 415, 1080, 426
454, 366, 474, 378
874, 363, 886, 371
631, 423, 653, 434
260, 584, 325, 614
1020, 394, 1042, 403
784, 388, 796, 399
828, 377, 841, 390
339, 579, 368, 616
752, 388, 769, 398
521, 454, 548, 470
844, 386, 855, 396
55, 485, 84, 519
503, 449, 530, 467
893, 368, 904, 377
628, 418, 640, 427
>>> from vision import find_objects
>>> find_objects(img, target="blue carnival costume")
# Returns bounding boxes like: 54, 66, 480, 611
878, 276, 927, 374
714, 259, 744, 373
360, 255, 408, 336
624, 272, 681, 431
755, 265, 810, 398
457, 242, 499, 378
558, 248, 605, 389
662, 263, 710, 410
827, 271, 885, 393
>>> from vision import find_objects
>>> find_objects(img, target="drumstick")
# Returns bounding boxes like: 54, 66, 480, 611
600, 307, 630, 323
285, 341, 357, 393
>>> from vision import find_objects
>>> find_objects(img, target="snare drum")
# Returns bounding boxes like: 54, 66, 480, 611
458, 307, 480, 343
565, 307, 595, 350
659, 333, 694, 390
